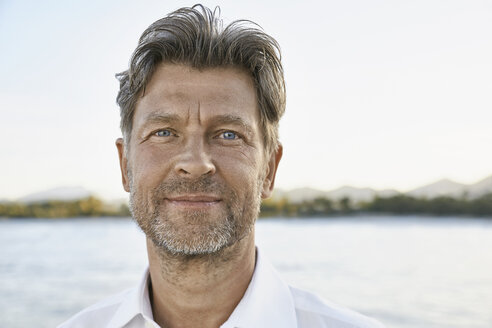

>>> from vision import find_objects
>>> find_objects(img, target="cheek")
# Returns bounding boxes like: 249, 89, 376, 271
213, 148, 265, 185
212, 142, 263, 165
131, 145, 174, 186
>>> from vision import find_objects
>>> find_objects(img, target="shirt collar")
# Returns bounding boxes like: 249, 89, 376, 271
220, 248, 298, 328
106, 267, 155, 328
106, 247, 297, 328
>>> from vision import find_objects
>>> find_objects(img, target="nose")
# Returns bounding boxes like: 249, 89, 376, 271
174, 137, 216, 178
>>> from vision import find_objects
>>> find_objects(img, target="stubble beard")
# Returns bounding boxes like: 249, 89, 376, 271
128, 170, 262, 257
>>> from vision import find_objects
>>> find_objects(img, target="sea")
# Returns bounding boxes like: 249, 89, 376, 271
1, 216, 491, 328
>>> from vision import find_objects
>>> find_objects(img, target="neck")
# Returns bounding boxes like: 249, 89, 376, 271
146, 232, 256, 328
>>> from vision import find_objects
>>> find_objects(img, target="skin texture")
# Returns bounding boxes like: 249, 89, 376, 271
116, 63, 282, 328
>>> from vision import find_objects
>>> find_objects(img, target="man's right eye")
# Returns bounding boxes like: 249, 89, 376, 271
155, 129, 171, 137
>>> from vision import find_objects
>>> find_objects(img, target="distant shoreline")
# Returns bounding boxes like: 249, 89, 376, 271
1, 191, 491, 220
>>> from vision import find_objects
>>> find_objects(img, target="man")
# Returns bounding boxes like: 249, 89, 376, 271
59, 5, 384, 328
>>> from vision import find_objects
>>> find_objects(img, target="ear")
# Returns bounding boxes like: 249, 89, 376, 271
261, 144, 283, 199
116, 138, 130, 193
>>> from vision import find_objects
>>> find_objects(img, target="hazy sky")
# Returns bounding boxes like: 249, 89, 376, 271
1, 0, 491, 200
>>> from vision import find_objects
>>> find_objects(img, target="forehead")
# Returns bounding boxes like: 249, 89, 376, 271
133, 63, 259, 124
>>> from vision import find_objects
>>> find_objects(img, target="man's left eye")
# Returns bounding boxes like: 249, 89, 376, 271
221, 131, 238, 140
155, 129, 172, 137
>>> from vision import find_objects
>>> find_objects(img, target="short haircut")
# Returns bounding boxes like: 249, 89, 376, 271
116, 4, 285, 154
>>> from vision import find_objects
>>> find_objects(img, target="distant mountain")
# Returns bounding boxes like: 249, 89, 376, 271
467, 175, 492, 198
378, 189, 402, 198
272, 188, 326, 203
273, 186, 400, 203
273, 174, 492, 203
406, 175, 492, 199
326, 186, 374, 201
18, 186, 92, 203
406, 179, 467, 199
326, 186, 399, 202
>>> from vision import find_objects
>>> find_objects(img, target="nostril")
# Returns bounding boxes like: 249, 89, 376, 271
174, 156, 215, 178
178, 167, 191, 175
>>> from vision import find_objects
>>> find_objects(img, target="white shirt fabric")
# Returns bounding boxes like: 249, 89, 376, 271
58, 248, 385, 328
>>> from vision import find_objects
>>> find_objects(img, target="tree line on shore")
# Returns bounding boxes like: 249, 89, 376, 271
0, 197, 130, 218
260, 192, 492, 217
1, 193, 491, 218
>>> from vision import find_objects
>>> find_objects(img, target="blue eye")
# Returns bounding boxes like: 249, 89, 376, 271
222, 131, 237, 140
155, 129, 171, 137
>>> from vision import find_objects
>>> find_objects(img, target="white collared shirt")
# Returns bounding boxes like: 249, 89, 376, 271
58, 249, 385, 328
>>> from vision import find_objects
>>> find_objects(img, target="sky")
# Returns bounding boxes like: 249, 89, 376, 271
1, 0, 491, 200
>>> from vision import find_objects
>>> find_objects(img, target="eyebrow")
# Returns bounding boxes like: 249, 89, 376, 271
142, 112, 181, 125
211, 114, 255, 136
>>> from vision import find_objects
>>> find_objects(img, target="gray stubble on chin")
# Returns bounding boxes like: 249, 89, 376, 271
128, 173, 261, 257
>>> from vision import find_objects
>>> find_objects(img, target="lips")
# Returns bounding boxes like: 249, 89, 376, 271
164, 194, 222, 207
166, 194, 222, 202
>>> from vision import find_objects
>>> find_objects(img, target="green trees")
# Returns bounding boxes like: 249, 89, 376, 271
365, 194, 491, 216
259, 196, 351, 217
259, 193, 492, 218
0, 197, 130, 218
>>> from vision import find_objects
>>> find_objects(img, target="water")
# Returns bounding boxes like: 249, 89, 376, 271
1, 216, 491, 328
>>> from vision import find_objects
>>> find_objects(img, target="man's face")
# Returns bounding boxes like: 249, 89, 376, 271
116, 63, 281, 256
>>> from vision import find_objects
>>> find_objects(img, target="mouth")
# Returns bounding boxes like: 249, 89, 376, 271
164, 194, 222, 208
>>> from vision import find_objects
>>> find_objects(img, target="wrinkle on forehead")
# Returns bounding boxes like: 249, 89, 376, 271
193, 101, 201, 124
142, 64, 255, 105
134, 63, 260, 131
150, 89, 240, 108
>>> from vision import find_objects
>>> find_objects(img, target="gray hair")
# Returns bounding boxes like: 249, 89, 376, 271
116, 4, 285, 154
